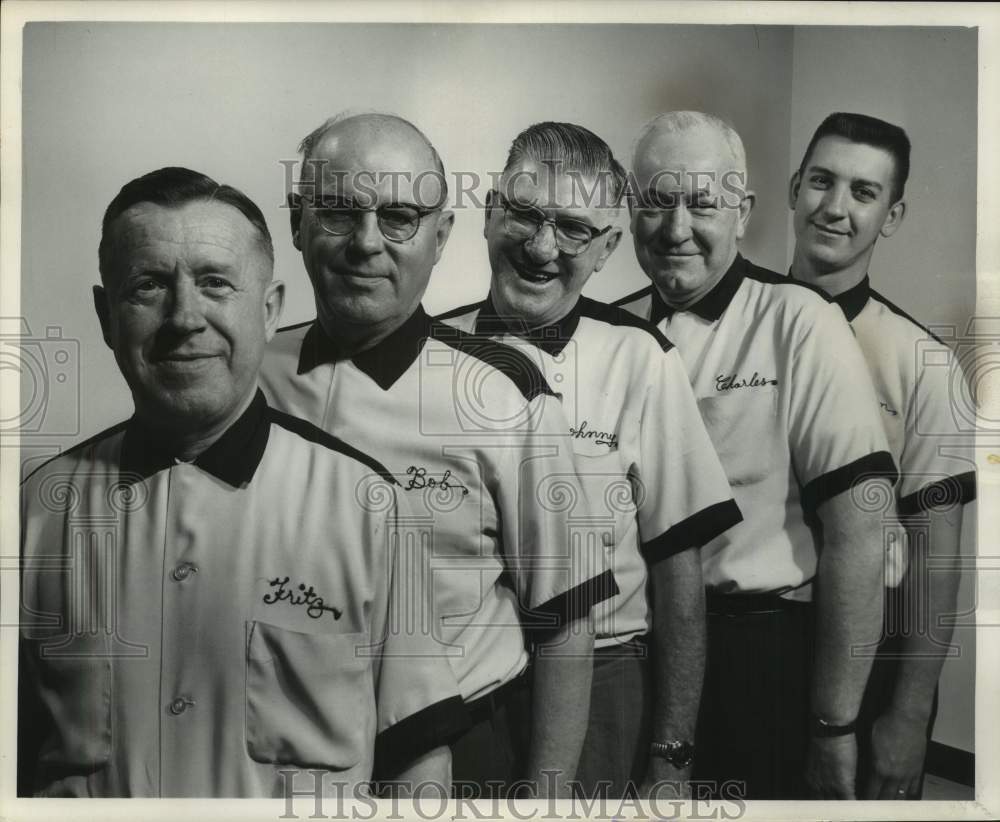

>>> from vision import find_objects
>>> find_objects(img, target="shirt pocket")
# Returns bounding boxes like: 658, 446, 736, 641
33, 653, 113, 773
697, 388, 781, 487
245, 620, 374, 770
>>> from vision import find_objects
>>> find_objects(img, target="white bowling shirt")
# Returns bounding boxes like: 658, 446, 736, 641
438, 295, 742, 647
260, 306, 616, 701
19, 391, 465, 797
826, 275, 977, 585
616, 255, 897, 600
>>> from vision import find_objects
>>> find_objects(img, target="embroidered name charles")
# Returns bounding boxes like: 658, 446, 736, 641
263, 576, 342, 620
570, 420, 618, 449
715, 372, 779, 392
405, 466, 469, 496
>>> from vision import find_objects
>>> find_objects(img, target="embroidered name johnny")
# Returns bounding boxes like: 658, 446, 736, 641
263, 576, 342, 620
570, 420, 618, 449
715, 371, 779, 392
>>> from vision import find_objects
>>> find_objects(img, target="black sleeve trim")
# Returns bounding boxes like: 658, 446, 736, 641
521, 570, 619, 632
372, 695, 470, 779
641, 499, 743, 564
800, 450, 898, 513
898, 471, 977, 516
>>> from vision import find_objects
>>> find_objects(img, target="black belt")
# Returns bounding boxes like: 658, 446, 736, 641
465, 673, 528, 725
706, 589, 811, 616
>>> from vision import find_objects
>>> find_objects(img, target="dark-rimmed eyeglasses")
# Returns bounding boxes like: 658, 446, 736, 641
496, 193, 613, 257
303, 197, 442, 243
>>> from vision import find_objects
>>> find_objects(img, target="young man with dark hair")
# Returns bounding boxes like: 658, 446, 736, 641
789, 112, 976, 800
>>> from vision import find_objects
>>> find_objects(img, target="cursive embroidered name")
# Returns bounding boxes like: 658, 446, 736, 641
715, 371, 779, 392
569, 420, 618, 449
879, 401, 899, 417
405, 466, 470, 496
263, 576, 342, 620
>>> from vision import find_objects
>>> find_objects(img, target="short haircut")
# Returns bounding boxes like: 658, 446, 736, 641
98, 166, 274, 279
798, 112, 911, 203
633, 111, 747, 177
504, 121, 628, 207
296, 111, 448, 205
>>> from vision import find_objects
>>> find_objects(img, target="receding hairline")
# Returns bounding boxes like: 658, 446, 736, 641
298, 111, 444, 170
632, 111, 747, 175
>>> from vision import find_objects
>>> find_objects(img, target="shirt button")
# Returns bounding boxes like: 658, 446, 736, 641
171, 562, 198, 582
168, 697, 193, 715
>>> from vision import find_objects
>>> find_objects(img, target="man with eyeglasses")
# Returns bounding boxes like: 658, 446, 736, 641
439, 121, 742, 797
259, 113, 617, 797
615, 111, 898, 799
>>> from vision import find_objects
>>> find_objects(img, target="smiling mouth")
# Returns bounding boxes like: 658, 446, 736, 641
510, 257, 559, 284
812, 223, 849, 237
156, 354, 219, 367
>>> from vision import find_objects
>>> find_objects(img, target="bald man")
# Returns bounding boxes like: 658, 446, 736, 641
616, 111, 898, 799
260, 113, 616, 797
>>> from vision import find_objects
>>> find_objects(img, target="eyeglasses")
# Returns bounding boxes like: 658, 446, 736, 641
496, 193, 613, 257
303, 197, 442, 243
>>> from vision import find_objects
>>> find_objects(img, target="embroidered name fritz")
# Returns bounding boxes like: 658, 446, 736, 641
263, 576, 342, 620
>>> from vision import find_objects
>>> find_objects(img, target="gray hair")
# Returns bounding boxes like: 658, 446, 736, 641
633, 111, 747, 177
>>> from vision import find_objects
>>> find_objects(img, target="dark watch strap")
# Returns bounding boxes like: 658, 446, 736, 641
810, 715, 857, 738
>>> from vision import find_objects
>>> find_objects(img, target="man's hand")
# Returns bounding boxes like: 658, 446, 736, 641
862, 709, 927, 799
805, 734, 857, 799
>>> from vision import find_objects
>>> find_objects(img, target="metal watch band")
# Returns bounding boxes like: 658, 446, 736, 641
649, 739, 696, 767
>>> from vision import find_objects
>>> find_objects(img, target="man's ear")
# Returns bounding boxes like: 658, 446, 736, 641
880, 199, 906, 238
735, 190, 756, 242
788, 171, 801, 210
93, 285, 114, 349
288, 192, 303, 251
263, 280, 286, 342
593, 226, 624, 273
434, 210, 455, 265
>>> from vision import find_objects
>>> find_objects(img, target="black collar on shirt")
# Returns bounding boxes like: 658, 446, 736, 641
649, 253, 747, 324
473, 293, 582, 357
296, 305, 433, 391
120, 388, 270, 487
829, 275, 871, 322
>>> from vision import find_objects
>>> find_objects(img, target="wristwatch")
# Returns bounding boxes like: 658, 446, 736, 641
649, 739, 696, 768
810, 714, 857, 738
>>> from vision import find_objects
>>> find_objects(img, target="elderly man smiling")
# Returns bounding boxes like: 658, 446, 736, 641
616, 111, 898, 799
439, 121, 741, 798
260, 113, 616, 797
18, 167, 462, 797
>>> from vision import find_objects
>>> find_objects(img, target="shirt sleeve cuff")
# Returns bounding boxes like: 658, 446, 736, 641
801, 450, 898, 513
372, 695, 470, 779
521, 570, 619, 633
640, 499, 744, 564
898, 471, 977, 515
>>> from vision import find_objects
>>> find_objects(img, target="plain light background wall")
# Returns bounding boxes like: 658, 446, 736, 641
786, 26, 978, 754
17, 22, 977, 753
20, 22, 793, 440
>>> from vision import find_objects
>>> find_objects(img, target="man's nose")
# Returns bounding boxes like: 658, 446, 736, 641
165, 279, 207, 333
351, 211, 385, 255
662, 203, 692, 244
821, 185, 849, 219
524, 221, 559, 263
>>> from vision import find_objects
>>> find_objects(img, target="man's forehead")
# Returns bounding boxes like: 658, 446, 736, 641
806, 135, 897, 181
502, 159, 611, 210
